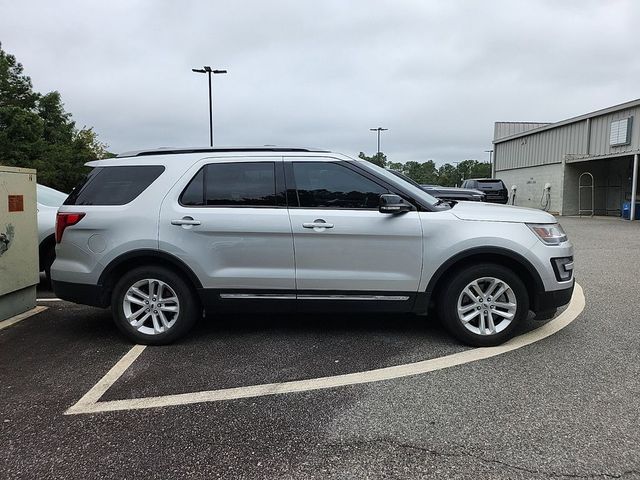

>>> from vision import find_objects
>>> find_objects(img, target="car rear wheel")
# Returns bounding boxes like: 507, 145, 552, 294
111, 266, 199, 345
438, 263, 529, 347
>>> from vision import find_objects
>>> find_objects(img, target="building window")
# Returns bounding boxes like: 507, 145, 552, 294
609, 117, 633, 146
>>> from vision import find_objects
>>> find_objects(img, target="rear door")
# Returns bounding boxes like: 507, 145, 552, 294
286, 158, 423, 301
159, 157, 295, 294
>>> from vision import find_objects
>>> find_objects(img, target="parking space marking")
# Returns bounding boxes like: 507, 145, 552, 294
36, 298, 63, 302
66, 283, 585, 415
0, 306, 48, 331
66, 344, 147, 414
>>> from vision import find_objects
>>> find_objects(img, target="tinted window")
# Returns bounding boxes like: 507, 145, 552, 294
293, 162, 388, 209
180, 169, 205, 206
180, 162, 279, 207
477, 180, 506, 190
64, 166, 164, 206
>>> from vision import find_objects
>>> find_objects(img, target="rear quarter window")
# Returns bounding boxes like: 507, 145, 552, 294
64, 165, 165, 206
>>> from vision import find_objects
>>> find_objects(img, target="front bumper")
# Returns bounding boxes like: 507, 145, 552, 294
532, 280, 574, 316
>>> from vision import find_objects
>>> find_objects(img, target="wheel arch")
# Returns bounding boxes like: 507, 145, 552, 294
420, 247, 544, 313
98, 250, 203, 307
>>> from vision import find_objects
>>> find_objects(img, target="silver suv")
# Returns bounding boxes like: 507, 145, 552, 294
52, 147, 574, 347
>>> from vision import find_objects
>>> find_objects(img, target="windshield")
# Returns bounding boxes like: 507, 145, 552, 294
355, 160, 442, 207
37, 184, 68, 207
387, 169, 423, 189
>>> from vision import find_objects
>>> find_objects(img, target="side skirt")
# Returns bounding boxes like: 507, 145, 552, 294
198, 289, 425, 313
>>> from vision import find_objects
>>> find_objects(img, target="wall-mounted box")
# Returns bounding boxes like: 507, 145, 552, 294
0, 166, 39, 321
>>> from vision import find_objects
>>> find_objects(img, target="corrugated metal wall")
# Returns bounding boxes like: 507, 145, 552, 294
495, 121, 588, 170
493, 122, 550, 141
495, 105, 640, 172
586, 106, 640, 156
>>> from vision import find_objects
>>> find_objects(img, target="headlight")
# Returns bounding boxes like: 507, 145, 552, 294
527, 223, 567, 245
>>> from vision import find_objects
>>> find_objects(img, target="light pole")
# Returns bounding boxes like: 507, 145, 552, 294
485, 149, 494, 178
454, 161, 462, 186
369, 127, 388, 155
192, 66, 227, 147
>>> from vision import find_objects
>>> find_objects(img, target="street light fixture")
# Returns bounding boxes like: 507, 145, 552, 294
192, 66, 227, 147
369, 127, 388, 155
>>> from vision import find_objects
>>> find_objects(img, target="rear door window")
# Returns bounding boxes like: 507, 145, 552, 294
64, 165, 165, 206
180, 162, 285, 207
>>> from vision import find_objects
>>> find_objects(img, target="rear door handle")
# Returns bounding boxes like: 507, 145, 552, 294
303, 220, 334, 229
171, 218, 201, 226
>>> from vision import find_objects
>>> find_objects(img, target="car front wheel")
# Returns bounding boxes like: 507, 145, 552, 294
438, 263, 529, 347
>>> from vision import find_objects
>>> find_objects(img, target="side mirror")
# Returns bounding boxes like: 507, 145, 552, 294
379, 194, 412, 214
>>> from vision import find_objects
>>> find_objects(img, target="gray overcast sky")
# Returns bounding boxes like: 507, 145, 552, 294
1, 0, 639, 164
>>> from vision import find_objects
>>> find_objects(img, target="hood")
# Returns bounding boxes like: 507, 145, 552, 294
451, 201, 557, 223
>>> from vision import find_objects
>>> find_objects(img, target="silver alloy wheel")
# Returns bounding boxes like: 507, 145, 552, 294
456, 276, 517, 336
122, 278, 180, 335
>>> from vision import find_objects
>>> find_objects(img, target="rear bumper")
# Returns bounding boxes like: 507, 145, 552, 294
52, 280, 109, 308
533, 281, 574, 314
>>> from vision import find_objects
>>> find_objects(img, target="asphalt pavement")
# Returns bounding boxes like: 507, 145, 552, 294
1, 216, 639, 479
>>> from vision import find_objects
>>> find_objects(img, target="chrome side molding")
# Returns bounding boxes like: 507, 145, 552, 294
219, 293, 410, 301
219, 293, 296, 300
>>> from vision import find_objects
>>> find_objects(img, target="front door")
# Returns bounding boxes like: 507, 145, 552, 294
286, 159, 423, 300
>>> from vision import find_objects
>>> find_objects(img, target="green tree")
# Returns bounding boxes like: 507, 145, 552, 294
0, 43, 111, 192
386, 161, 404, 171
358, 151, 387, 168
437, 163, 460, 187
402, 160, 438, 184
456, 159, 491, 182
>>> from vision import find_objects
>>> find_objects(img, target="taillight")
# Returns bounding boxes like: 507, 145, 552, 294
55, 212, 85, 243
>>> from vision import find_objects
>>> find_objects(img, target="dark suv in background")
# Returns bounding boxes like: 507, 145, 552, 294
388, 170, 485, 202
420, 185, 485, 202
461, 178, 509, 204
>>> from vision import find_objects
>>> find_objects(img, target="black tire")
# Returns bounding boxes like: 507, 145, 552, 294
42, 245, 55, 285
111, 265, 199, 345
437, 263, 529, 347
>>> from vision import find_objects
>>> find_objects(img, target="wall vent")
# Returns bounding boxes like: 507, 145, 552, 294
609, 117, 633, 146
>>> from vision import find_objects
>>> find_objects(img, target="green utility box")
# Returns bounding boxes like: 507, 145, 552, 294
0, 166, 39, 321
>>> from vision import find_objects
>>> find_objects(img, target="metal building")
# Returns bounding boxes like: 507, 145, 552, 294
492, 99, 640, 220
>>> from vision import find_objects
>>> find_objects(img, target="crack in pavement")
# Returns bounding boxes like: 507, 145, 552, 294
327, 438, 640, 479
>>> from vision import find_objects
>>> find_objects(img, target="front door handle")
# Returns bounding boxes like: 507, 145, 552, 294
303, 219, 334, 229
171, 217, 201, 226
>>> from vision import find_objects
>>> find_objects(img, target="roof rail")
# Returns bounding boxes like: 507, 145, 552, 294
116, 146, 330, 158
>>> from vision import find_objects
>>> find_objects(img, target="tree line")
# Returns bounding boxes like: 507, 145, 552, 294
0, 43, 112, 193
358, 152, 491, 187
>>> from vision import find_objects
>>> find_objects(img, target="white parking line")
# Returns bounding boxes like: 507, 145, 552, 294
0, 306, 48, 331
67, 345, 147, 410
36, 298, 63, 302
66, 283, 585, 415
